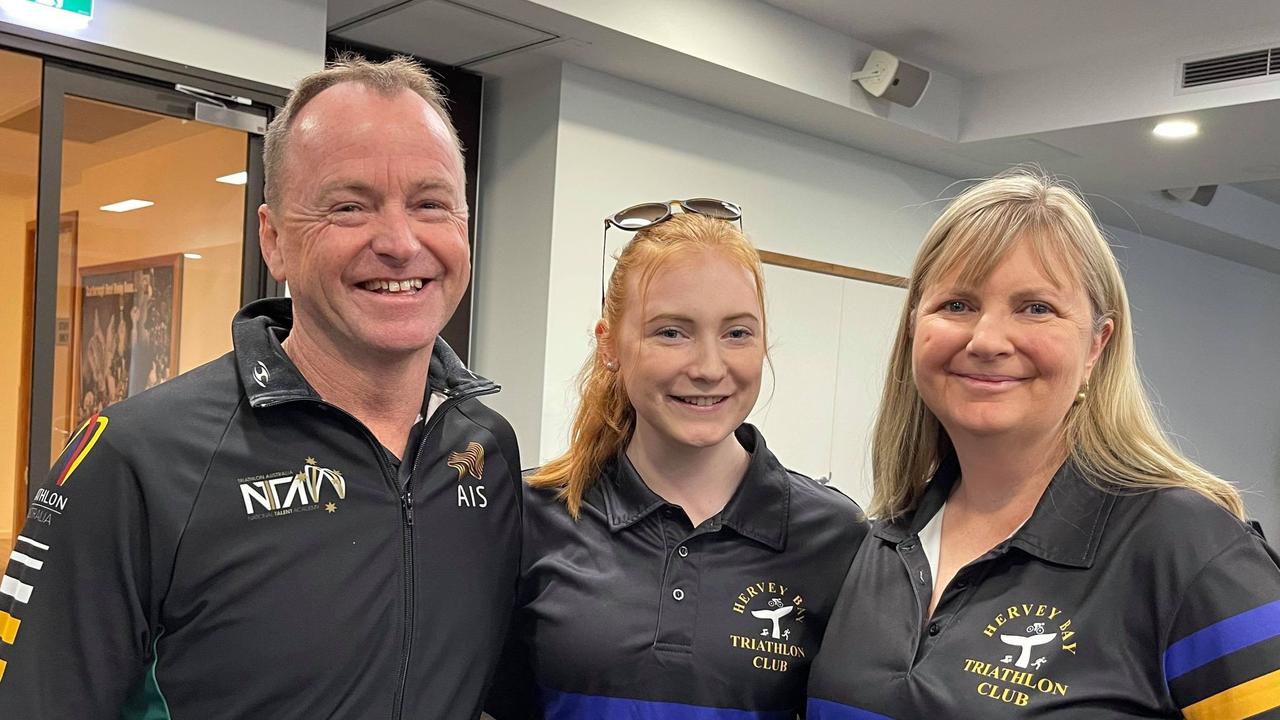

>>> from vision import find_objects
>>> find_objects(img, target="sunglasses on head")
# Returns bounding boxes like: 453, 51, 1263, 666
604, 198, 743, 231
600, 198, 744, 305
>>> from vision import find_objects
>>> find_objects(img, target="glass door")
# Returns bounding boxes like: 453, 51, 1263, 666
23, 64, 268, 514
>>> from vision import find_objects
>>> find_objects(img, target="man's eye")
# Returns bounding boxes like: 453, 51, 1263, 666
334, 204, 360, 213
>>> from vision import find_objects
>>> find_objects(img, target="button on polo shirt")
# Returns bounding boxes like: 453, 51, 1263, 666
807, 457, 1280, 719
492, 425, 868, 719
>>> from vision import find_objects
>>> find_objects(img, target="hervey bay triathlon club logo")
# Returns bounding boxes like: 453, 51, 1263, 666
729, 580, 809, 673
237, 457, 347, 520
962, 601, 1079, 708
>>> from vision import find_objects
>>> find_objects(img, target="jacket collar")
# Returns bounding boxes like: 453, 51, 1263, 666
591, 424, 791, 551
231, 297, 496, 408
875, 454, 1115, 569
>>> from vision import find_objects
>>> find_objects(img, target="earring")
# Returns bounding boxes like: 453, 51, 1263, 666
604, 360, 618, 372
1075, 381, 1088, 404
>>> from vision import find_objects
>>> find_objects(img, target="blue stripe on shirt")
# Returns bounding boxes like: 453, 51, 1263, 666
1164, 598, 1280, 681
806, 698, 896, 720
540, 688, 795, 719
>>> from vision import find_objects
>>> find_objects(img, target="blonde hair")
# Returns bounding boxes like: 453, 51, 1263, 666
263, 52, 461, 207
871, 168, 1244, 521
527, 213, 767, 518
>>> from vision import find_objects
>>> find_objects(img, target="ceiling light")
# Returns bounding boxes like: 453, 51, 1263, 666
183, 253, 203, 260
216, 171, 248, 185
1153, 120, 1199, 140
100, 199, 154, 213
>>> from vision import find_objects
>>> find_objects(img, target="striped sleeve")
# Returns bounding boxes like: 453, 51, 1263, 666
0, 413, 153, 717
1165, 530, 1280, 720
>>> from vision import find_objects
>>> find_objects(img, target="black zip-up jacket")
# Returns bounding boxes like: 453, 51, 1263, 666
0, 298, 522, 719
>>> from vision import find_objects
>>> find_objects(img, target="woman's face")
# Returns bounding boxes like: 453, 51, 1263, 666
911, 238, 1112, 446
607, 249, 765, 453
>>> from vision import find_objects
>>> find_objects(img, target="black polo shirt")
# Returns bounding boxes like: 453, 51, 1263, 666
807, 456, 1280, 719
488, 425, 868, 719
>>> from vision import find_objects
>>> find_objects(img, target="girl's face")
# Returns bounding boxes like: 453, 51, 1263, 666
608, 249, 765, 453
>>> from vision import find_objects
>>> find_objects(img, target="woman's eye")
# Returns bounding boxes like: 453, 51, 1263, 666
726, 328, 753, 340
657, 328, 682, 339
1025, 302, 1053, 315
942, 300, 969, 313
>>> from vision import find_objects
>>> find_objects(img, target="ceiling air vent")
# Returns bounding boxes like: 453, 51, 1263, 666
1182, 48, 1277, 88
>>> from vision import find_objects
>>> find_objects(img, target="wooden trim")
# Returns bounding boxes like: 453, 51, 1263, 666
758, 250, 908, 288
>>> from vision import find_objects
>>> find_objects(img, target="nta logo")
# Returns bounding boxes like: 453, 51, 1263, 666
238, 457, 346, 520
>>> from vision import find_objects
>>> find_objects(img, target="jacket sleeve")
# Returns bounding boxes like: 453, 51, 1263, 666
484, 617, 542, 720
1163, 528, 1280, 719
0, 413, 154, 716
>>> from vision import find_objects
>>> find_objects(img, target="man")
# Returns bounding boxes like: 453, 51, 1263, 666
0, 55, 522, 718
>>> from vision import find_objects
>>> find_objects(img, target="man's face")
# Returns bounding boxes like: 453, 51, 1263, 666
259, 83, 470, 360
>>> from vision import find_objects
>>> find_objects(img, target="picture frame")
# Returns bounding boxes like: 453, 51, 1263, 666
71, 253, 183, 427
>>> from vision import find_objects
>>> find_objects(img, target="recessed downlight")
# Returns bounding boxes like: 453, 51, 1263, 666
100, 199, 154, 213
1153, 120, 1199, 140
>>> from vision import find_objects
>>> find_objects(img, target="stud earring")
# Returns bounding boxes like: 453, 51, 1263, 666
604, 360, 618, 372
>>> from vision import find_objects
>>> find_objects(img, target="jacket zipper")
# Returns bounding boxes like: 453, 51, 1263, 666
390, 383, 499, 720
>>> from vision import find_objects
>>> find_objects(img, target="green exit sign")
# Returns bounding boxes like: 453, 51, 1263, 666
27, 0, 92, 17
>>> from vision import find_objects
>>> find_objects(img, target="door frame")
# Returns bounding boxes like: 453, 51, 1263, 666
25, 62, 271, 502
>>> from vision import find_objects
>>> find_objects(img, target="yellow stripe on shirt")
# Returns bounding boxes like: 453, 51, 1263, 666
1183, 667, 1280, 720
0, 609, 18, 644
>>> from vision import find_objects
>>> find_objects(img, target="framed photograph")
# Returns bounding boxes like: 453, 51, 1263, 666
72, 254, 183, 426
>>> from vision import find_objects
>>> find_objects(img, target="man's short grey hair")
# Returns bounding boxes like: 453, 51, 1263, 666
263, 52, 462, 207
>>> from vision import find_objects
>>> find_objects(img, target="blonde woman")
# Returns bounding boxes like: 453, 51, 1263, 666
807, 170, 1280, 719
487, 204, 867, 719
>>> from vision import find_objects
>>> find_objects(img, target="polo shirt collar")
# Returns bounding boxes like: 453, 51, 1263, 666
875, 454, 1116, 569
593, 424, 791, 551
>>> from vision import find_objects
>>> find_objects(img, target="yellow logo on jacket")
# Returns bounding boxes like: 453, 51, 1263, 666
450, 442, 488, 508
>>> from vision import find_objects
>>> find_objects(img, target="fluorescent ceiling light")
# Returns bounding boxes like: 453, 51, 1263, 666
100, 199, 154, 213
183, 253, 203, 260
1153, 120, 1199, 140
216, 171, 248, 185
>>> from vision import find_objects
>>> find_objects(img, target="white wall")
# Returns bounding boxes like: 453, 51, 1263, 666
475, 61, 954, 488
474, 61, 1280, 527
1111, 225, 1280, 536
2, 0, 325, 89
471, 59, 563, 467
